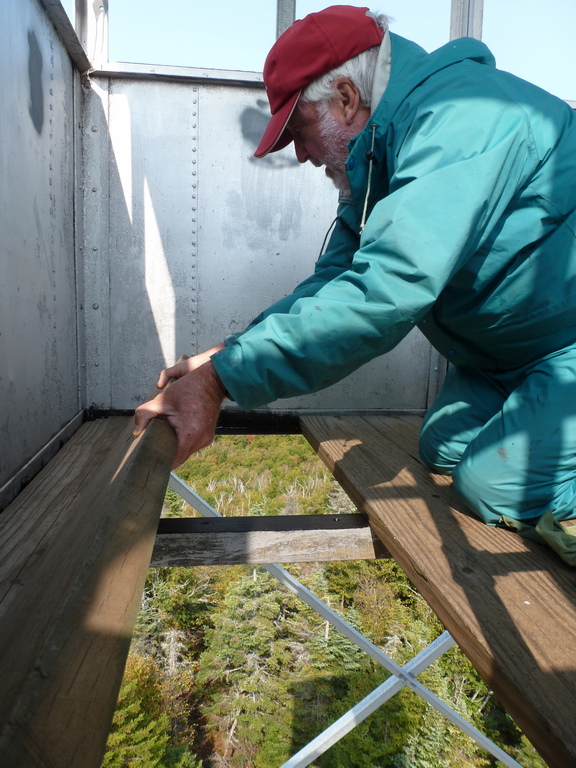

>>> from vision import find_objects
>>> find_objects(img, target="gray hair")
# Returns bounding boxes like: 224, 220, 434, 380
300, 11, 390, 110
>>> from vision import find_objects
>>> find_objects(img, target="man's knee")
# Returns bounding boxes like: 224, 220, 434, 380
419, 417, 458, 475
452, 456, 503, 525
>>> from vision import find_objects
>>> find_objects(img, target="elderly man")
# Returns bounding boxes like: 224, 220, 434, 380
134, 6, 576, 557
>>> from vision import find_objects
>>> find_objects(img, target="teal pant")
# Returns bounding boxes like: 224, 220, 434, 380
419, 345, 576, 526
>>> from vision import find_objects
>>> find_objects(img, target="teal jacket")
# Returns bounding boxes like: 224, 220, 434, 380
212, 34, 576, 410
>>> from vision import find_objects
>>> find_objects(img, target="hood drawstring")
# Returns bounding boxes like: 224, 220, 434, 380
318, 124, 378, 258
317, 216, 338, 261
360, 124, 378, 234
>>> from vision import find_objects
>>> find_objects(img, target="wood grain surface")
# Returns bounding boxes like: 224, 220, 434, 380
152, 513, 387, 565
0, 415, 176, 767
301, 412, 576, 768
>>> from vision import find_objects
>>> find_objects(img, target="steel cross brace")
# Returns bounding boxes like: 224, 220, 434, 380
168, 473, 524, 768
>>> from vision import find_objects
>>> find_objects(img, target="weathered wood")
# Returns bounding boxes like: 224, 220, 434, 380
152, 514, 388, 565
301, 412, 576, 768
0, 415, 176, 768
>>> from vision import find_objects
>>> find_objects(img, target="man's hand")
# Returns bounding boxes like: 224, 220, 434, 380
133, 345, 227, 468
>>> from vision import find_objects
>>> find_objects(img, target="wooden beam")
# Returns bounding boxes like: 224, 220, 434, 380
301, 412, 576, 768
152, 514, 388, 565
0, 415, 176, 768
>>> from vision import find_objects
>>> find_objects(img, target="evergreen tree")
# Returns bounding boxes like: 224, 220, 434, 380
105, 434, 550, 768
103, 653, 204, 768
392, 671, 485, 768
196, 568, 303, 766
103, 662, 170, 768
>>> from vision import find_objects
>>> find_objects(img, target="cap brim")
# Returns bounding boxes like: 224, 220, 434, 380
254, 90, 301, 158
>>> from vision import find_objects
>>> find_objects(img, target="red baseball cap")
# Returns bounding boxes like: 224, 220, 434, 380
254, 5, 385, 158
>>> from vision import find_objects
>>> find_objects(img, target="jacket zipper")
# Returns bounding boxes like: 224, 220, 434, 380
360, 124, 378, 233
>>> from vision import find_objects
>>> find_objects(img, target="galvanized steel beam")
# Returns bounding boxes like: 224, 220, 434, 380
450, 0, 484, 40
277, 0, 296, 38
38, 0, 91, 71
75, 0, 109, 64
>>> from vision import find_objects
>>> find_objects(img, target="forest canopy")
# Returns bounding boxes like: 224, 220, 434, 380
103, 435, 545, 768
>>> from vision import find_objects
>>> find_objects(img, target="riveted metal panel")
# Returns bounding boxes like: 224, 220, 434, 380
0, 0, 80, 500
0, 0, 444, 506
85, 77, 201, 410
86, 75, 437, 411
82, 77, 115, 408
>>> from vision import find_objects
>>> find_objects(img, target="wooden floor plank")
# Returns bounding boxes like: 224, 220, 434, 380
301, 413, 576, 768
152, 513, 387, 565
0, 415, 176, 768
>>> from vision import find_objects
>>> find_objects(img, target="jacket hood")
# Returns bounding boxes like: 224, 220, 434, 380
374, 33, 496, 129
346, 33, 497, 225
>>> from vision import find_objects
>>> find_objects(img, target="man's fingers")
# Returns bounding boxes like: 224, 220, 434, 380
155, 347, 225, 390
156, 366, 179, 389
156, 370, 170, 389
156, 361, 192, 389
134, 356, 226, 467
133, 400, 162, 437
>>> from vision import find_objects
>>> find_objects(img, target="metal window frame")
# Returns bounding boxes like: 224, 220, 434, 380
68, 0, 487, 67
69, 0, 576, 109
450, 0, 484, 40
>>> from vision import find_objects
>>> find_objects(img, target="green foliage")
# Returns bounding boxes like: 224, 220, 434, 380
103, 656, 170, 768
163, 746, 203, 768
163, 487, 188, 517
106, 434, 548, 768
132, 567, 217, 663
392, 671, 486, 768
195, 568, 302, 766
174, 434, 333, 518
103, 652, 204, 768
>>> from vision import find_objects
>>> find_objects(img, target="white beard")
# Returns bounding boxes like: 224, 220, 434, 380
317, 107, 353, 197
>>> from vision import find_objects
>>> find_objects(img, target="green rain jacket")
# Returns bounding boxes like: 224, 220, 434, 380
212, 34, 576, 411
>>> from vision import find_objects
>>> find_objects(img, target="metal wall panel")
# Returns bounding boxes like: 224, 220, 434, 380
84, 78, 203, 409
0, 0, 80, 498
82, 77, 113, 408
87, 75, 438, 411
0, 1, 443, 502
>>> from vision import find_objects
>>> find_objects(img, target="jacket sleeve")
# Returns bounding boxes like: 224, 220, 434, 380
212, 94, 538, 410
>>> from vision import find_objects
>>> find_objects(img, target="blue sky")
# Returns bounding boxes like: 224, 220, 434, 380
62, 1, 575, 100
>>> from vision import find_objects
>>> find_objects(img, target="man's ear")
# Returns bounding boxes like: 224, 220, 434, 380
332, 77, 363, 125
